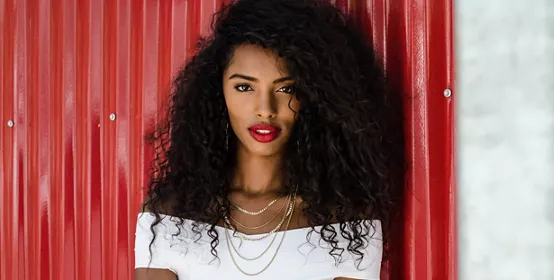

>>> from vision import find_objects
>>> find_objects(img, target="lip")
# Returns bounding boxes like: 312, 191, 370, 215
247, 123, 282, 143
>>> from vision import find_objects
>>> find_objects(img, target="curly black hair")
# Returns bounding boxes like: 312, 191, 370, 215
143, 0, 404, 269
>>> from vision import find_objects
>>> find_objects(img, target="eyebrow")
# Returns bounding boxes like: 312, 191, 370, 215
228, 73, 294, 84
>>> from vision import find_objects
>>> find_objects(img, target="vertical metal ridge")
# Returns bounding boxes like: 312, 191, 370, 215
405, 0, 433, 278
401, 3, 417, 277
141, 1, 159, 212
185, 0, 200, 61
156, 0, 170, 206
0, 0, 15, 279
0, 3, 5, 227
100, 0, 117, 279
445, 0, 456, 277
24, 1, 41, 279
198, 0, 216, 37
13, 0, 27, 274
142, 0, 159, 130
115, 1, 131, 278
157, 0, 172, 115
14, 0, 29, 278
381, 3, 409, 278
1, 0, 16, 278
61, 0, 77, 278
88, 0, 102, 277
371, 0, 387, 63
128, 0, 145, 274
36, 0, 53, 278
424, 0, 456, 279
0, 6, 4, 275
49, 0, 65, 279
75, 1, 92, 279
171, 0, 186, 73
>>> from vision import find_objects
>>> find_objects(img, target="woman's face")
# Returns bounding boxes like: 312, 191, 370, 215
223, 44, 301, 157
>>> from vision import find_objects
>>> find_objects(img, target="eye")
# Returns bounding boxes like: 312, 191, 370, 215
234, 84, 253, 92
277, 85, 295, 94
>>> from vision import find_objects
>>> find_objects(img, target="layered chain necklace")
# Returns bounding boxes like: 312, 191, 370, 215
224, 190, 297, 276
226, 193, 292, 236
229, 193, 290, 230
229, 193, 284, 216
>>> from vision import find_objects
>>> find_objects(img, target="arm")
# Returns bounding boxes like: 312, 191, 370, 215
136, 268, 177, 280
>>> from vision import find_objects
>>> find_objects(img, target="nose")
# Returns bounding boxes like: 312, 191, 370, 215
255, 93, 277, 119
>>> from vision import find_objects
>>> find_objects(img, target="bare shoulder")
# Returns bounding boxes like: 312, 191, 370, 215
135, 268, 177, 280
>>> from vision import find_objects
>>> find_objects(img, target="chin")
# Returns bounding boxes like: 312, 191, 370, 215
236, 135, 289, 157
247, 145, 282, 157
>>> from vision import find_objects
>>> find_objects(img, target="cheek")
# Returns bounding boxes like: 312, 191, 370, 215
223, 92, 247, 119
280, 98, 301, 123
290, 98, 301, 114
227, 106, 246, 127
287, 96, 301, 113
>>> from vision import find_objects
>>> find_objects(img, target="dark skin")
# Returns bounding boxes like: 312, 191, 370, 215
136, 45, 362, 280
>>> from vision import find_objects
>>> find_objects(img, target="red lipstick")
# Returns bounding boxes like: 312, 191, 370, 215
248, 123, 281, 143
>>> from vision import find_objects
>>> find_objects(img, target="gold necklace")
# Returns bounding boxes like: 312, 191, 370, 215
229, 193, 283, 216
225, 192, 296, 276
230, 193, 291, 230
224, 221, 279, 261
224, 197, 294, 242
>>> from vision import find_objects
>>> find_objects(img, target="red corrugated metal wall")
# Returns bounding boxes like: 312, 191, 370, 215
0, 0, 455, 279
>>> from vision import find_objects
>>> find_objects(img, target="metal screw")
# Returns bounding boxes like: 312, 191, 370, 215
444, 89, 452, 98
7, 120, 14, 127
109, 113, 116, 121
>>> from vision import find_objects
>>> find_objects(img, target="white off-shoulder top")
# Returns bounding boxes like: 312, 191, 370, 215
135, 212, 382, 280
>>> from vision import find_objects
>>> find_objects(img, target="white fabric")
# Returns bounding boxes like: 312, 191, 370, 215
135, 212, 382, 280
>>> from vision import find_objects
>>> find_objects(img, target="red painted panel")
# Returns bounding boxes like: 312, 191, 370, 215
0, 0, 455, 279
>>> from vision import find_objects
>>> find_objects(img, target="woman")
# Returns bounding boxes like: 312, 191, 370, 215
135, 0, 404, 279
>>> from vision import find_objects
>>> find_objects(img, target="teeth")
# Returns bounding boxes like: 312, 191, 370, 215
256, 130, 272, 134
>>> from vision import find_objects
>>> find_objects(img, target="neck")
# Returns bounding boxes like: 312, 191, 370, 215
230, 145, 285, 197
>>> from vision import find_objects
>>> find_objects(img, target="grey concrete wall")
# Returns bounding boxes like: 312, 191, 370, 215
455, 0, 554, 279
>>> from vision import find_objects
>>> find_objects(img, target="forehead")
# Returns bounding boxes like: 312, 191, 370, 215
225, 44, 290, 77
